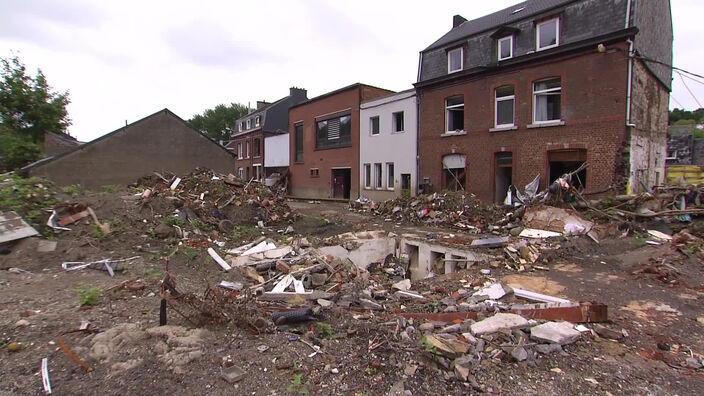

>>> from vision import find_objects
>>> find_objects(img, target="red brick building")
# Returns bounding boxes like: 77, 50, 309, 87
288, 83, 393, 199
228, 87, 307, 181
416, 0, 672, 202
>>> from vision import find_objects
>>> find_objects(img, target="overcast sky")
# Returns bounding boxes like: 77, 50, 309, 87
1, 0, 701, 142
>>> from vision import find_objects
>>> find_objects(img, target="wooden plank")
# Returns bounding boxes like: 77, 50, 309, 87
0, 211, 38, 243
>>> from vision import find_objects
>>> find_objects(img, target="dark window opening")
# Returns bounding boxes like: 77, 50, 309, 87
294, 124, 303, 163
316, 115, 351, 149
495, 152, 513, 203
548, 149, 587, 189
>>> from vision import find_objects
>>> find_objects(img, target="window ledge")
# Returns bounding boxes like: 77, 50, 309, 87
392, 130, 405, 134
441, 130, 467, 137
489, 125, 518, 132
527, 121, 565, 129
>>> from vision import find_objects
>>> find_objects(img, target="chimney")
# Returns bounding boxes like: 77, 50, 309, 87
256, 101, 270, 110
289, 87, 308, 104
453, 15, 467, 28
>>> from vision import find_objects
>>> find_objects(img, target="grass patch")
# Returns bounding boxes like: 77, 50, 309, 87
181, 245, 198, 261
61, 184, 79, 196
101, 185, 117, 193
89, 224, 105, 239
0, 174, 59, 227
287, 373, 308, 394
163, 216, 185, 227
315, 322, 334, 339
231, 224, 256, 241
75, 285, 101, 306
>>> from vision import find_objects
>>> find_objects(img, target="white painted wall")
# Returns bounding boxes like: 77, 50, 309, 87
359, 90, 417, 201
264, 134, 289, 167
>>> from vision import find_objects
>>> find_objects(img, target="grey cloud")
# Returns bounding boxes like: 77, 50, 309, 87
0, 0, 105, 41
163, 21, 281, 68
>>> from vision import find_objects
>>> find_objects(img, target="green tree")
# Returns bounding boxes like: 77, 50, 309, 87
0, 56, 71, 171
188, 103, 250, 142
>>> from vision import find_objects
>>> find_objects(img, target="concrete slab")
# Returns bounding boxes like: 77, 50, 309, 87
0, 211, 38, 244
347, 238, 395, 270
470, 236, 509, 248
315, 245, 349, 260
470, 313, 530, 335
530, 321, 581, 345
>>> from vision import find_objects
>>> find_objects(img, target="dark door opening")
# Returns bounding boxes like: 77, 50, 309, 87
332, 168, 351, 199
548, 149, 587, 189
401, 174, 411, 197
495, 152, 513, 203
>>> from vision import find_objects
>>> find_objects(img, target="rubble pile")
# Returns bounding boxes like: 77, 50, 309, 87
131, 167, 295, 239
355, 191, 505, 231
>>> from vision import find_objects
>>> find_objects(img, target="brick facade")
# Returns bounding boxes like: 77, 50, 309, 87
418, 45, 631, 202
228, 131, 267, 180
289, 84, 392, 199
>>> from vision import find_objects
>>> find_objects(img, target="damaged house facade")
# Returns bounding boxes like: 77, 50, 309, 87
288, 83, 393, 199
415, 0, 672, 202
359, 89, 418, 201
229, 87, 308, 181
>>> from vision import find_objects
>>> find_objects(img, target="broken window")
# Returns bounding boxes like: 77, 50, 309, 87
386, 162, 394, 189
294, 124, 303, 163
495, 152, 513, 203
495, 86, 515, 127
364, 163, 371, 189
445, 96, 464, 133
374, 163, 383, 189
442, 154, 466, 191
253, 138, 261, 157
533, 78, 561, 123
548, 149, 587, 189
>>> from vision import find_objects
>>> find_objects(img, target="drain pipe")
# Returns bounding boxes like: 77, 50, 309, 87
625, 0, 636, 128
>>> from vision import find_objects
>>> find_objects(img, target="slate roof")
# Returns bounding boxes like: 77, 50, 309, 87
424, 0, 576, 51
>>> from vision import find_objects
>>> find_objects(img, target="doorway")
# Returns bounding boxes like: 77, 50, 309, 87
332, 168, 351, 199
401, 174, 411, 197
494, 152, 513, 203
548, 149, 587, 188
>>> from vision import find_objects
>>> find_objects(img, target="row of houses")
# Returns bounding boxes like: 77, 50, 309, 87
227, 0, 673, 203
23, 0, 673, 202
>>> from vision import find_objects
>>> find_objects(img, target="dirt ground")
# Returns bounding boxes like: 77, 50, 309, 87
1, 194, 704, 395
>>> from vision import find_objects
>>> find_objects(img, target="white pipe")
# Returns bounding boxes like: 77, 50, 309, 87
626, 39, 636, 128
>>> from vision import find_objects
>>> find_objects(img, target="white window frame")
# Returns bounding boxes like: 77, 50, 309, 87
533, 78, 562, 124
495, 86, 515, 128
246, 119, 251, 129
363, 163, 371, 189
370, 116, 380, 136
253, 164, 262, 180
386, 162, 394, 190
536, 18, 559, 51
374, 163, 383, 189
246, 141, 250, 158
237, 143, 243, 159
238, 122, 242, 132
392, 111, 404, 133
255, 116, 260, 127
237, 168, 243, 179
447, 47, 463, 74
445, 96, 465, 133
498, 36, 513, 61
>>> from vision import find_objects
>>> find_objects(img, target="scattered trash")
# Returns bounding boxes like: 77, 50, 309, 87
41, 357, 52, 394
62, 256, 140, 277
0, 211, 39, 243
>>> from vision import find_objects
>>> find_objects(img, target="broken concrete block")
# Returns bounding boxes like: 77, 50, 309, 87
511, 346, 528, 362
424, 334, 469, 356
317, 299, 334, 308
154, 223, 174, 238
392, 279, 411, 291
470, 236, 509, 248
593, 324, 624, 341
359, 298, 383, 310
530, 321, 581, 345
453, 355, 473, 380
315, 245, 349, 260
347, 238, 396, 270
230, 255, 252, 267
419, 323, 436, 332
221, 365, 245, 383
263, 246, 293, 259
535, 343, 562, 354
686, 357, 703, 369
472, 283, 508, 300
470, 313, 529, 335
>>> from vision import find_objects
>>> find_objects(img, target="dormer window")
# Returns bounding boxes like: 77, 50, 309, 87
246, 119, 251, 129
255, 116, 260, 127
498, 36, 513, 61
238, 122, 243, 132
447, 47, 463, 74
536, 18, 559, 51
